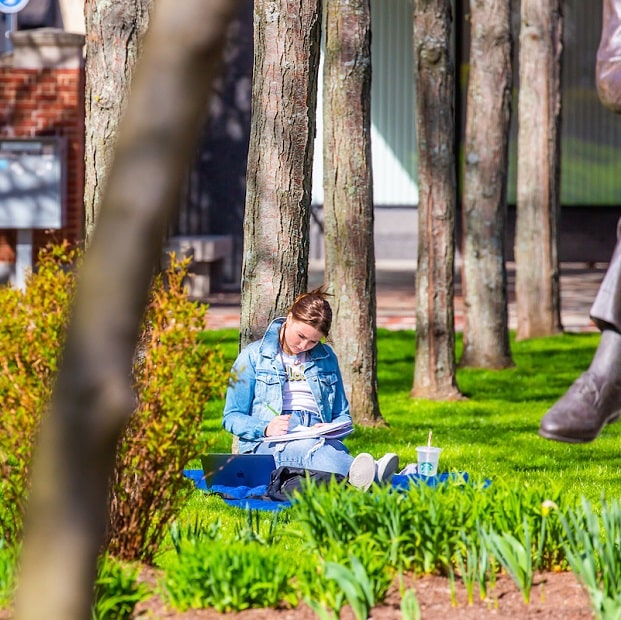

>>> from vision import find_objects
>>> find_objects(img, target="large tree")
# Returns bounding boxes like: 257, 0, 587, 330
411, 0, 462, 400
14, 2, 239, 618
83, 0, 154, 243
239, 0, 323, 347
322, 0, 382, 425
460, 0, 514, 369
514, 0, 563, 340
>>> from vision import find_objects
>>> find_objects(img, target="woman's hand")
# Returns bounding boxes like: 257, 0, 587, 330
265, 414, 291, 437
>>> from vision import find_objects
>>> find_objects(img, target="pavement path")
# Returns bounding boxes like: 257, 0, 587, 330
201, 261, 606, 333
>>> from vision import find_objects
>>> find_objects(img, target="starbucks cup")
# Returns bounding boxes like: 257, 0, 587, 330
416, 446, 442, 477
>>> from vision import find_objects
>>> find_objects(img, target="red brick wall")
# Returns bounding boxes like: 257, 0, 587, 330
0, 30, 85, 265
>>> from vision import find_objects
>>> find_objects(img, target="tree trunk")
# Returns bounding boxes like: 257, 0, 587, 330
84, 0, 153, 244
14, 2, 239, 618
460, 0, 514, 369
239, 0, 322, 348
322, 0, 382, 425
411, 0, 461, 400
515, 0, 563, 340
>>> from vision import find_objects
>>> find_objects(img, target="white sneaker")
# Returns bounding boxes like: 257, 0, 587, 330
375, 453, 399, 484
348, 452, 376, 491
399, 463, 418, 475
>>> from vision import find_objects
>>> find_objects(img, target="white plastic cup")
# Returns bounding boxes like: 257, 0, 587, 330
416, 446, 442, 477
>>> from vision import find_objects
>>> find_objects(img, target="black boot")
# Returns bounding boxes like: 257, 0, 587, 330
539, 329, 621, 443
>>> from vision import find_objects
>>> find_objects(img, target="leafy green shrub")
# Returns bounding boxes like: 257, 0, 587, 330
158, 476, 582, 616
290, 476, 472, 575
106, 258, 229, 561
454, 529, 490, 605
481, 518, 537, 603
92, 554, 148, 620
399, 584, 421, 620
164, 504, 392, 616
168, 517, 221, 554
297, 538, 394, 620
0, 243, 76, 544
0, 540, 17, 608
301, 555, 378, 620
164, 537, 299, 612
561, 496, 621, 620
478, 479, 568, 572
0, 243, 229, 563
288, 474, 574, 577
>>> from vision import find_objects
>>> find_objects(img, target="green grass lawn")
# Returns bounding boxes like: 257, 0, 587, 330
196, 327, 620, 505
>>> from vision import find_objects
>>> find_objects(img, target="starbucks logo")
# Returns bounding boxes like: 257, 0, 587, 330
419, 461, 434, 475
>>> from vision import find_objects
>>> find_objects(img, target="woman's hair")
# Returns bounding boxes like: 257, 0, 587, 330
289, 286, 333, 337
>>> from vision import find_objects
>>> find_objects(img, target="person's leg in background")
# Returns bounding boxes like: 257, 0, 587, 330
539, 0, 621, 443
539, 219, 621, 442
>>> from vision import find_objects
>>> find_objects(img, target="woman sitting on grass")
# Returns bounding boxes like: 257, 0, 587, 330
222, 287, 398, 490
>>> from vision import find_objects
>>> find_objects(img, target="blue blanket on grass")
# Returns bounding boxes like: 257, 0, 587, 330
183, 469, 471, 512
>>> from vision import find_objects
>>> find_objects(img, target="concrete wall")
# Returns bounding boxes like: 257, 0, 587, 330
311, 205, 621, 267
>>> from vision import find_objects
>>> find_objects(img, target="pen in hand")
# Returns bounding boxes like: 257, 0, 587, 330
265, 404, 290, 437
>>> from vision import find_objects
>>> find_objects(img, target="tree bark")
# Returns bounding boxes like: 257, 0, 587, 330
83, 0, 154, 244
322, 0, 382, 425
515, 0, 563, 340
239, 0, 322, 348
411, 0, 461, 400
460, 0, 514, 369
14, 2, 239, 618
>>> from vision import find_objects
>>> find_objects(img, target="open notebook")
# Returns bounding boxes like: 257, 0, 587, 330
260, 419, 353, 443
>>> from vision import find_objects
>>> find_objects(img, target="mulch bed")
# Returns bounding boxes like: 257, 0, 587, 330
131, 568, 594, 619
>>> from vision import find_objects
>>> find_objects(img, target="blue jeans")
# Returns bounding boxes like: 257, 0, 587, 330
253, 410, 354, 477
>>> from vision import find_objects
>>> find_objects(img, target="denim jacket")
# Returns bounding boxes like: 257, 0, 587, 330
222, 317, 351, 453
